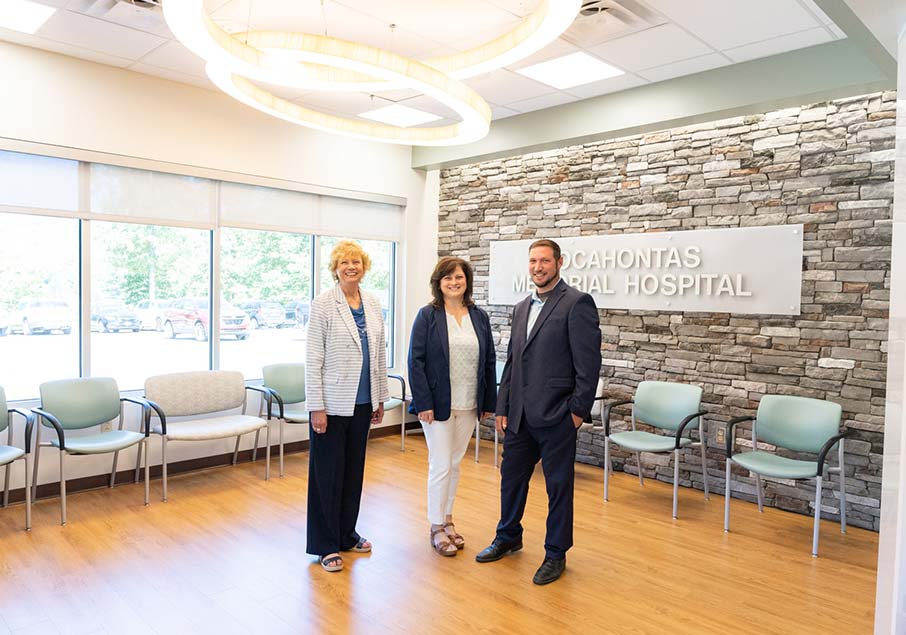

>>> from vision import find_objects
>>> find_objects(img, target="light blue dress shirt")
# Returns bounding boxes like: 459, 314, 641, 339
526, 289, 545, 341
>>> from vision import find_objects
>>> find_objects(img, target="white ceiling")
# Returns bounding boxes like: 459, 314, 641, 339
1, 0, 848, 129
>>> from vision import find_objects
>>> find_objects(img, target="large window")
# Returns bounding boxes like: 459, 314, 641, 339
319, 236, 396, 366
90, 221, 211, 390
0, 151, 402, 401
0, 213, 79, 400
220, 228, 313, 379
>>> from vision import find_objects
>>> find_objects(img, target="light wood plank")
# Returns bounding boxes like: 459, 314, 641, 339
0, 438, 877, 634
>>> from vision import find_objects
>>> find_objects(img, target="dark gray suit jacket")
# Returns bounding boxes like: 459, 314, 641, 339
496, 279, 602, 434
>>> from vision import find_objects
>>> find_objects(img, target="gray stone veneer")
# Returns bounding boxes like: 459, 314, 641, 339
437, 91, 896, 531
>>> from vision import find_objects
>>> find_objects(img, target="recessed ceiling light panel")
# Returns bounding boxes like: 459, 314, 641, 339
515, 51, 624, 89
0, 0, 56, 35
358, 104, 442, 128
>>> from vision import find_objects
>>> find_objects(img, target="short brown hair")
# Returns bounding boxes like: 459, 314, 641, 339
429, 257, 474, 308
529, 239, 561, 260
329, 240, 372, 282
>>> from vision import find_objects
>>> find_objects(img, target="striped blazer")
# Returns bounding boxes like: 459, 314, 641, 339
305, 285, 390, 416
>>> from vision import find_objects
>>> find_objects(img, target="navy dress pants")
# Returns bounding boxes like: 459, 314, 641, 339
306, 403, 372, 556
495, 417, 578, 559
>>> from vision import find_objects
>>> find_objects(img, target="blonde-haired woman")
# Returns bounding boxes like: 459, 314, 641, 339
306, 239, 389, 572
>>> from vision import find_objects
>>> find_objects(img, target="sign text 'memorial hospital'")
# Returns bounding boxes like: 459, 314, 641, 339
490, 225, 803, 315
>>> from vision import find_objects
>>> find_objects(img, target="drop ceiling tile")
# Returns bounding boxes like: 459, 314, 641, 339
506, 38, 581, 70
641, 0, 821, 50
636, 52, 728, 83
129, 62, 218, 91
449, 17, 522, 53
724, 27, 833, 63
0, 26, 133, 67
562, 72, 649, 99
37, 9, 166, 60
465, 69, 555, 105
508, 91, 576, 114
37, 0, 68, 7
490, 104, 520, 120
293, 91, 389, 118
371, 88, 422, 102
137, 40, 207, 78
392, 94, 459, 120
588, 24, 714, 72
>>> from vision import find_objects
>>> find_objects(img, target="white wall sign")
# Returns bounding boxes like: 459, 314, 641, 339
489, 225, 803, 315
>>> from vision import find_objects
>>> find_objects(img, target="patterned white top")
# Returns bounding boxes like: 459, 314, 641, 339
447, 311, 479, 411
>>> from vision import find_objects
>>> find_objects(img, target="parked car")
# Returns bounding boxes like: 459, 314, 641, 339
91, 301, 141, 332
134, 299, 173, 331
284, 299, 311, 327
239, 300, 292, 329
10, 299, 73, 335
161, 298, 250, 341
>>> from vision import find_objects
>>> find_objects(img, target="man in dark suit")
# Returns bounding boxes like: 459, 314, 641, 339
476, 239, 602, 585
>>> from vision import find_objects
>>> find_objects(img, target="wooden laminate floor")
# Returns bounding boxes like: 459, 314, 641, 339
0, 436, 878, 634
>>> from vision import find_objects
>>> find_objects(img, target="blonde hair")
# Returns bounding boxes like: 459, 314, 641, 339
329, 240, 372, 281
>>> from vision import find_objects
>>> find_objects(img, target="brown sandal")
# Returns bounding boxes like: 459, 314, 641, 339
430, 527, 457, 557
443, 522, 465, 550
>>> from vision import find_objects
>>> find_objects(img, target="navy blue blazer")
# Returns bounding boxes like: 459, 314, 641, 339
496, 279, 602, 434
408, 303, 497, 421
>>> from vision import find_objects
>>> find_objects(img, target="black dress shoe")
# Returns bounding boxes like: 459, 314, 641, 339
475, 538, 523, 563
532, 557, 566, 585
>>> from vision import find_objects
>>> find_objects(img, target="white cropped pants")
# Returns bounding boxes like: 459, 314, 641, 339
421, 408, 477, 525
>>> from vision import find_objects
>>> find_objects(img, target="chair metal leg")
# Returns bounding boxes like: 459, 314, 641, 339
724, 458, 732, 532
143, 439, 150, 506
59, 450, 67, 526
838, 440, 847, 534
279, 420, 285, 478
31, 425, 42, 502
812, 474, 823, 557
162, 436, 168, 502
252, 429, 260, 462
232, 436, 241, 465
400, 417, 406, 452
3, 463, 9, 507
474, 419, 480, 463
672, 448, 680, 519
603, 437, 611, 501
699, 421, 710, 500
755, 474, 764, 512
636, 452, 644, 485
24, 455, 31, 531
110, 450, 119, 488
264, 424, 271, 481
134, 442, 142, 483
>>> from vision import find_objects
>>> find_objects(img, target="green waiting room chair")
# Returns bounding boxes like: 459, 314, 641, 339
724, 395, 848, 557
600, 381, 709, 518
32, 378, 151, 525
1, 386, 35, 530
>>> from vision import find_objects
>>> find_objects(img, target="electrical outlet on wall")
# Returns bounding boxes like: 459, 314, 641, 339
715, 426, 726, 446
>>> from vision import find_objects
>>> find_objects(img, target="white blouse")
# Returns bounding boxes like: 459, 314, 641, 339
447, 311, 479, 411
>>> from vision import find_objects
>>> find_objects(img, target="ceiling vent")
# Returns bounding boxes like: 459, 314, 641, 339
564, 0, 667, 47
69, 0, 169, 37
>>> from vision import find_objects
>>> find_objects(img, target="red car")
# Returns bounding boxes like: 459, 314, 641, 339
161, 298, 250, 341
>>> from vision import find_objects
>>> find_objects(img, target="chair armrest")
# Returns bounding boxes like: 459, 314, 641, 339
388, 374, 407, 400
674, 411, 707, 450
143, 398, 167, 435
121, 397, 152, 436
261, 387, 285, 420
8, 408, 36, 453
817, 429, 851, 470
600, 399, 633, 436
245, 386, 277, 420
726, 415, 755, 458
32, 407, 66, 451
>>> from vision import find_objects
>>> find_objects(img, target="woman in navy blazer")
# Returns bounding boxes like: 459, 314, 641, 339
408, 256, 496, 556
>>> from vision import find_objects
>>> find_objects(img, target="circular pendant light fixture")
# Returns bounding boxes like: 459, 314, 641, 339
163, 0, 580, 145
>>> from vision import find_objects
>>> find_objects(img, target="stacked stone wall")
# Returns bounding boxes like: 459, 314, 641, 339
437, 91, 897, 530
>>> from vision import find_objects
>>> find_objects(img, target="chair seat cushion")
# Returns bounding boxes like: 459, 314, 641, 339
610, 430, 692, 453
0, 445, 25, 465
384, 398, 403, 411
153, 415, 266, 441
282, 404, 309, 424
51, 430, 145, 455
731, 450, 819, 479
